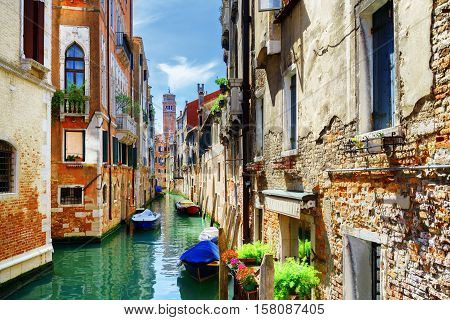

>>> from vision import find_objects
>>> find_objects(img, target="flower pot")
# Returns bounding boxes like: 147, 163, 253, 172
220, 84, 228, 94
239, 258, 258, 266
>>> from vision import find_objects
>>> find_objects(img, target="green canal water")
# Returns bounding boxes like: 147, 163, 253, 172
9, 194, 220, 300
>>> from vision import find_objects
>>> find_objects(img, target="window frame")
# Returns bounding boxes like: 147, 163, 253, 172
65, 43, 85, 90
282, 65, 298, 155
58, 185, 84, 207
356, 0, 398, 135
255, 89, 265, 159
64, 130, 86, 163
0, 140, 18, 196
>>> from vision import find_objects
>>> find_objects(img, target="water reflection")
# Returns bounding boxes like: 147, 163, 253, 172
8, 194, 218, 300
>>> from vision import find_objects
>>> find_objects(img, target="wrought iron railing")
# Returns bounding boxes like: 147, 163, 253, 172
116, 113, 137, 136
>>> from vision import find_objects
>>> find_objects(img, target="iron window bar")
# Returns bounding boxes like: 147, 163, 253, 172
343, 132, 405, 156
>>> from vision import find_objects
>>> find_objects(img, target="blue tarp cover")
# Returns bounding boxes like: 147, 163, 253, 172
180, 241, 219, 264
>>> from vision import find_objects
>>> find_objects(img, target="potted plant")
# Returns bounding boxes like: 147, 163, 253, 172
274, 258, 320, 300
215, 77, 229, 94
66, 155, 76, 162
236, 265, 258, 299
237, 241, 272, 265
221, 249, 238, 265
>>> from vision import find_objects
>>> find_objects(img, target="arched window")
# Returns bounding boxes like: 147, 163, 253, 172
0, 141, 15, 194
65, 43, 85, 89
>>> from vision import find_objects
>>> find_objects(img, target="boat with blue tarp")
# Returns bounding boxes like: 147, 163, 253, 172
180, 240, 219, 282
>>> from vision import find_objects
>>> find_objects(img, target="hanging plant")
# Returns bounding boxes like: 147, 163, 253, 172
211, 94, 226, 117
51, 89, 65, 121
115, 93, 140, 119
215, 77, 229, 93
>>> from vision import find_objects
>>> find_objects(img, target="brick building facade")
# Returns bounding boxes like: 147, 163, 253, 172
50, 0, 151, 240
0, 0, 53, 289
221, 0, 449, 299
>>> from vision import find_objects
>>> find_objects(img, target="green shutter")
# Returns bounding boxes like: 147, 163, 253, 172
133, 147, 137, 168
102, 131, 108, 163
113, 137, 118, 164
128, 145, 133, 166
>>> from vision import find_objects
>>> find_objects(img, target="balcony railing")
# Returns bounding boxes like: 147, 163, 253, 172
60, 95, 90, 122
116, 32, 133, 66
116, 113, 137, 145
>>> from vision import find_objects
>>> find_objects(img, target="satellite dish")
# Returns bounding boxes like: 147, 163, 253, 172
259, 0, 282, 12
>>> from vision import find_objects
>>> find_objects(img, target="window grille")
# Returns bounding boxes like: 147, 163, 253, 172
60, 187, 83, 205
0, 141, 14, 193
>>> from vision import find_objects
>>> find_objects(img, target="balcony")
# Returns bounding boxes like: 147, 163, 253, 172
116, 113, 137, 145
116, 32, 133, 67
59, 95, 90, 122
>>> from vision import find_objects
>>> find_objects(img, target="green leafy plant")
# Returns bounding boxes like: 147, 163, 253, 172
211, 94, 226, 116
274, 258, 320, 300
351, 136, 364, 149
51, 89, 65, 120
215, 77, 229, 87
237, 241, 272, 265
115, 93, 140, 118
66, 83, 85, 107
298, 239, 312, 262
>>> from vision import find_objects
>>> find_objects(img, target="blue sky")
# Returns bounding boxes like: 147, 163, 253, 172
133, 0, 224, 133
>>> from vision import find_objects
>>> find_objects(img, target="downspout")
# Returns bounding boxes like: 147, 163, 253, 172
107, 0, 113, 220
242, 0, 251, 243
130, 0, 136, 210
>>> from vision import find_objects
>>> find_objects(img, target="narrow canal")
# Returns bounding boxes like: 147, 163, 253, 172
9, 194, 220, 300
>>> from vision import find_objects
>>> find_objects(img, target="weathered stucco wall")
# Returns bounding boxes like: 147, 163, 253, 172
250, 0, 449, 300
0, 0, 53, 285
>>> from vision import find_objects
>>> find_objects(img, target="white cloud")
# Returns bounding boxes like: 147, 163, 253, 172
158, 57, 218, 91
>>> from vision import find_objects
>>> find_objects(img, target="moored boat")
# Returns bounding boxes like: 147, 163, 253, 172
131, 209, 161, 230
180, 240, 219, 282
199, 227, 219, 244
175, 200, 201, 216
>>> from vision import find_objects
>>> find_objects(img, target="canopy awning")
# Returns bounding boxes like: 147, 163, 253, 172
262, 189, 316, 219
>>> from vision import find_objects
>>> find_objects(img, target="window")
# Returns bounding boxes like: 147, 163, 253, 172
0, 141, 15, 194
120, 143, 127, 165
259, 0, 282, 12
298, 224, 312, 265
283, 71, 297, 151
65, 131, 85, 162
102, 131, 108, 163
23, 0, 45, 65
113, 137, 119, 164
256, 97, 264, 157
372, 1, 395, 130
344, 235, 382, 300
65, 44, 85, 89
60, 186, 83, 205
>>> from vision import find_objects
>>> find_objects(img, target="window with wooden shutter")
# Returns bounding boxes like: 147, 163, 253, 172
23, 0, 45, 65
102, 131, 108, 163
133, 147, 137, 168
128, 145, 133, 167
113, 137, 118, 164
372, 1, 395, 130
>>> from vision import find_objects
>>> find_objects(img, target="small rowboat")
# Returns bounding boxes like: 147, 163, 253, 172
176, 200, 201, 216
131, 209, 161, 230
199, 227, 219, 243
180, 240, 219, 282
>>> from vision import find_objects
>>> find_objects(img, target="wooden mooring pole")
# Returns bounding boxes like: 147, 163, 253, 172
259, 254, 274, 300
218, 227, 228, 300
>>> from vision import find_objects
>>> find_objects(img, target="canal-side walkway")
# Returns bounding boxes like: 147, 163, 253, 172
8, 194, 220, 300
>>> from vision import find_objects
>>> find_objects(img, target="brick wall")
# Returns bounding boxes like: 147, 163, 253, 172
250, 0, 449, 300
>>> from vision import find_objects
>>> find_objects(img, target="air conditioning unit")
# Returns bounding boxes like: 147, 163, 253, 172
259, 0, 282, 12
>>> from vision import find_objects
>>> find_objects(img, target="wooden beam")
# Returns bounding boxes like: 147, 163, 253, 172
259, 254, 274, 300
226, 208, 236, 245
231, 213, 241, 249
210, 194, 218, 227
218, 228, 228, 300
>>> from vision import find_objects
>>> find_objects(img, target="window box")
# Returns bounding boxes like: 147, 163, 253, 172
344, 127, 404, 157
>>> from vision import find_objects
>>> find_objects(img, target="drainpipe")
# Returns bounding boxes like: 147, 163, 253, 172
241, 0, 251, 243
130, 0, 136, 211
107, 0, 113, 220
